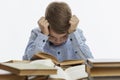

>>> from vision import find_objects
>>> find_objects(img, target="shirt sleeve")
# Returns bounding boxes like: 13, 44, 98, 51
23, 28, 49, 60
73, 28, 94, 58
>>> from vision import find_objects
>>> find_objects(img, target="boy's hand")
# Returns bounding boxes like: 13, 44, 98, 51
68, 15, 79, 33
38, 17, 49, 36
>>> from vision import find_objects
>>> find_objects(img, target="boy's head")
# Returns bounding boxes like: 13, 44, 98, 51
45, 2, 72, 34
45, 2, 72, 46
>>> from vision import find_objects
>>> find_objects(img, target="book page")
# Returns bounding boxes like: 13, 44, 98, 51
65, 64, 88, 80
49, 66, 70, 80
1, 63, 55, 70
30, 59, 55, 67
49, 65, 88, 80
0, 69, 11, 75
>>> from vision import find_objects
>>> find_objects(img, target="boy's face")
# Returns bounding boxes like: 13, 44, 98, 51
48, 29, 68, 46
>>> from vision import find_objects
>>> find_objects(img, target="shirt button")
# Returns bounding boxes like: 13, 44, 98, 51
43, 40, 45, 42
70, 38, 72, 41
58, 52, 60, 55
75, 51, 78, 54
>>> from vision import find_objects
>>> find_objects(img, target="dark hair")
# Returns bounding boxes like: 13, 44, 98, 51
45, 2, 72, 34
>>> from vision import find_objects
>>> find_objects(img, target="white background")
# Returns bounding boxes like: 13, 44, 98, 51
0, 0, 120, 62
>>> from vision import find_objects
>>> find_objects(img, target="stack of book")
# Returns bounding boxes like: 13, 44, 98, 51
86, 59, 120, 80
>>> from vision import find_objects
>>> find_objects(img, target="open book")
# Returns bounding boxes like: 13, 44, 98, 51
0, 59, 57, 76
29, 59, 88, 80
49, 64, 88, 80
31, 52, 85, 66
30, 52, 88, 80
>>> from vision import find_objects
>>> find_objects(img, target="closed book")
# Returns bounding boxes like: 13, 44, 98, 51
87, 59, 120, 77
